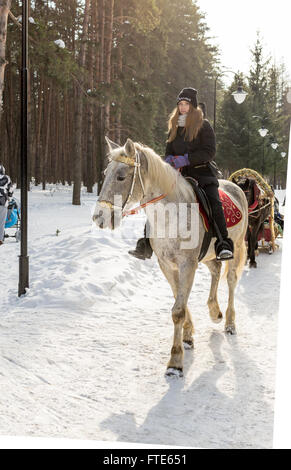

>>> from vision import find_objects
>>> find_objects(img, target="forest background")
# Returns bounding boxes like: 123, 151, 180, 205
0, 0, 290, 204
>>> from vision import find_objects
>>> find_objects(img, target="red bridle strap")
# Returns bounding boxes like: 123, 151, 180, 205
122, 166, 180, 217
122, 193, 168, 217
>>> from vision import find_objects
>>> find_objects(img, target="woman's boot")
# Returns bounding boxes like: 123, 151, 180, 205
128, 222, 153, 260
204, 183, 234, 260
128, 237, 153, 260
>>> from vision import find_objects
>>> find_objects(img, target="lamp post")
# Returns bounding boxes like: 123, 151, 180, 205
258, 126, 269, 175
240, 118, 268, 168
213, 70, 248, 132
263, 134, 287, 188
269, 139, 279, 188
252, 115, 270, 175
18, 0, 29, 297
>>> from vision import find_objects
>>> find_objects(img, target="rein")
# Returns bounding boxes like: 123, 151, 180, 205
122, 160, 181, 217
107, 150, 169, 217
99, 149, 177, 217
123, 192, 168, 217
248, 201, 271, 218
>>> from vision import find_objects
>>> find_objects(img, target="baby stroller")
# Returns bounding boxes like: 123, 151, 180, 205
4, 198, 21, 242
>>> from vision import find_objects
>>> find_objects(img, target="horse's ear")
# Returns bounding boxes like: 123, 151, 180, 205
124, 138, 136, 158
105, 136, 120, 153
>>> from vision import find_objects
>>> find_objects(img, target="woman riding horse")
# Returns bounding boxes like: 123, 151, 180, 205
93, 135, 248, 376
129, 87, 234, 261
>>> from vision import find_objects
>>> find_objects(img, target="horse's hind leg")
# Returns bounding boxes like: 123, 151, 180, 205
183, 306, 195, 349
205, 259, 223, 323
225, 238, 246, 334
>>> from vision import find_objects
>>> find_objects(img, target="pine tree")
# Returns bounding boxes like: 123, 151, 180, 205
0, 0, 12, 125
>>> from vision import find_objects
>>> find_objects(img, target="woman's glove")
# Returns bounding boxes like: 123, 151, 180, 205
172, 154, 189, 169
165, 154, 189, 169
165, 155, 174, 165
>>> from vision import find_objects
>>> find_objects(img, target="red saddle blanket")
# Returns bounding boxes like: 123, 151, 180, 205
199, 189, 242, 231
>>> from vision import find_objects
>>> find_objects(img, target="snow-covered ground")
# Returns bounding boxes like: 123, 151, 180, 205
0, 186, 286, 449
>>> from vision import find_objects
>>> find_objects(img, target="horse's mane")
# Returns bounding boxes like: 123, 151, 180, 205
111, 142, 195, 203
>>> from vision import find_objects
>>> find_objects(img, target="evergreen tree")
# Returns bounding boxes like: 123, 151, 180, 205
216, 34, 290, 186
1, 2, 289, 195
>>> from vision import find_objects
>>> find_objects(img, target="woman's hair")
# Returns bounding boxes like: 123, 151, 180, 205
167, 104, 204, 142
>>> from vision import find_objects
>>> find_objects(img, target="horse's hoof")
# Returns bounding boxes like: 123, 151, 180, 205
165, 368, 183, 378
211, 312, 223, 324
249, 261, 257, 268
183, 340, 194, 350
225, 325, 237, 335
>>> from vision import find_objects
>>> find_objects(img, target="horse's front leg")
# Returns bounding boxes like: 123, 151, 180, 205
167, 260, 197, 377
248, 223, 261, 268
157, 258, 194, 350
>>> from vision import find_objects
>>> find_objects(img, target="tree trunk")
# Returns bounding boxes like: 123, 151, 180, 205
72, 0, 90, 205
103, 0, 114, 147
42, 82, 52, 190
0, 0, 11, 125
116, 2, 123, 144
86, 4, 96, 193
95, 0, 105, 193
35, 74, 44, 186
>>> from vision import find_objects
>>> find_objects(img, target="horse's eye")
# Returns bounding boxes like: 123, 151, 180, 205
117, 175, 126, 181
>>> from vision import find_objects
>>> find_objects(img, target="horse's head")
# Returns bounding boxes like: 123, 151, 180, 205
93, 137, 148, 229
235, 178, 255, 206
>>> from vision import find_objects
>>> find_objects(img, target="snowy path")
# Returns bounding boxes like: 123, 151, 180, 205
0, 186, 282, 448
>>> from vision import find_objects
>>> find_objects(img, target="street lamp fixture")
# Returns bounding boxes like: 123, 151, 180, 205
231, 86, 248, 104
271, 142, 279, 150
258, 127, 268, 137
281, 152, 287, 158
213, 70, 247, 132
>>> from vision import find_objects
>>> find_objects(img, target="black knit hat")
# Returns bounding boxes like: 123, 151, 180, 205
177, 87, 198, 108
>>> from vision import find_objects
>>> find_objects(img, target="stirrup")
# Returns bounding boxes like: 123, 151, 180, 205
216, 249, 233, 261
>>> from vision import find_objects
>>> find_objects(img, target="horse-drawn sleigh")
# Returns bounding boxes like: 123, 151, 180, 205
229, 168, 283, 267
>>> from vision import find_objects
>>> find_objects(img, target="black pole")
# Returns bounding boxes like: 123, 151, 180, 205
274, 157, 277, 188
18, 0, 29, 297
247, 119, 250, 167
213, 76, 217, 133
262, 138, 265, 175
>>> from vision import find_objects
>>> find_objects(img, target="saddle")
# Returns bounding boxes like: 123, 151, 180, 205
185, 177, 242, 261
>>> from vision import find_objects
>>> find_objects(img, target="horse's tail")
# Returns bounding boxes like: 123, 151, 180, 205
222, 235, 247, 280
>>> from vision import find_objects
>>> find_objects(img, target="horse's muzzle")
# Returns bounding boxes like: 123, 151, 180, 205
92, 202, 121, 230
92, 210, 106, 229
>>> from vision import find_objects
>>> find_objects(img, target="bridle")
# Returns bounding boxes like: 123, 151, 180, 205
120, 150, 146, 213
98, 149, 169, 218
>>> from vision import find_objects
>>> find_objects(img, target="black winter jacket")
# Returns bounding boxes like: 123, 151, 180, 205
165, 119, 218, 187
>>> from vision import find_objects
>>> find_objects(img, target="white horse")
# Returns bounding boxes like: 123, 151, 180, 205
93, 138, 248, 377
